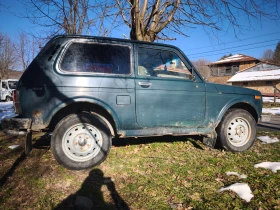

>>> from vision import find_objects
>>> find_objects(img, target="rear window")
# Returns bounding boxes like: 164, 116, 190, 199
60, 42, 131, 74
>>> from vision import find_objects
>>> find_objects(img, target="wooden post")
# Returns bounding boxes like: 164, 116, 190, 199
274, 88, 276, 106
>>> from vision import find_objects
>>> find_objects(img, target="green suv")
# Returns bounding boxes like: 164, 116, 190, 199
1, 35, 262, 170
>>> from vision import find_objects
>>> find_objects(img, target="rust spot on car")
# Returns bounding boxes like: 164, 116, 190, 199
118, 131, 126, 137
32, 110, 43, 118
207, 119, 219, 129
31, 109, 46, 129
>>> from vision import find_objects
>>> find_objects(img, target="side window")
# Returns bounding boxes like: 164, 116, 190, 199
60, 42, 131, 74
2, 82, 7, 89
138, 47, 192, 80
8, 81, 17, 89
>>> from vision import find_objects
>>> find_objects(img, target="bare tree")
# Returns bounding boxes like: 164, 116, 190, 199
273, 42, 280, 65
14, 32, 30, 71
23, 0, 91, 35
22, 0, 118, 37
116, 0, 180, 41
20, 0, 280, 42
94, 0, 120, 37
192, 59, 211, 79
0, 33, 16, 79
261, 49, 274, 62
116, 0, 280, 42
14, 32, 40, 71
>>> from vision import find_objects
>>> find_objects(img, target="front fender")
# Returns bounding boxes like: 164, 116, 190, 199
216, 98, 261, 123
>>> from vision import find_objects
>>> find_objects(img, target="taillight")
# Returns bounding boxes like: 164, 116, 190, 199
13, 90, 17, 102
13, 90, 21, 114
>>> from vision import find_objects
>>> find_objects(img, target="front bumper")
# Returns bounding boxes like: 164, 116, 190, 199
1, 116, 32, 136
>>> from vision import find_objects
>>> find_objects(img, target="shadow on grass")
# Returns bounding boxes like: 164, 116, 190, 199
112, 135, 204, 150
257, 124, 280, 131
54, 168, 130, 210
0, 134, 204, 194
36, 134, 204, 150
0, 152, 26, 188
0, 133, 51, 188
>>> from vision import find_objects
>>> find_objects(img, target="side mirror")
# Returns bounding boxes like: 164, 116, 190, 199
190, 74, 196, 81
190, 66, 196, 81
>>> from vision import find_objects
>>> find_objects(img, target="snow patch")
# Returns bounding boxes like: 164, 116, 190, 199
254, 162, 280, 173
226, 171, 247, 179
257, 136, 279, 144
0, 101, 16, 123
228, 69, 280, 82
218, 183, 253, 202
212, 54, 249, 64
8, 145, 20, 150
262, 97, 280, 103
262, 107, 280, 115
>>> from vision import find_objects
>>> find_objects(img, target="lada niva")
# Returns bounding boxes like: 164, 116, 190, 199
1, 35, 262, 170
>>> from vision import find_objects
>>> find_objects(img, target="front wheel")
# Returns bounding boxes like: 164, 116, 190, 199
51, 113, 112, 170
216, 109, 256, 152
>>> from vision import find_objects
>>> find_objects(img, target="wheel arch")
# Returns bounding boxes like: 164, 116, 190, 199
217, 101, 259, 124
47, 100, 118, 136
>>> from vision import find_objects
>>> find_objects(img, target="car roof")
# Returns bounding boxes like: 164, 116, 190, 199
51, 35, 180, 50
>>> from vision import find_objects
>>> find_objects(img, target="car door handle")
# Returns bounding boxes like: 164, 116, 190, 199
138, 82, 152, 87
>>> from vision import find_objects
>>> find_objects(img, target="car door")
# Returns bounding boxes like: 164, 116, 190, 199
135, 46, 206, 128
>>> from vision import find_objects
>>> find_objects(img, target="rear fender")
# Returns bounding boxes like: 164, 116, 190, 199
44, 97, 120, 131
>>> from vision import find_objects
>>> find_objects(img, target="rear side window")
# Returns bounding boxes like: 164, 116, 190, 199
60, 42, 131, 74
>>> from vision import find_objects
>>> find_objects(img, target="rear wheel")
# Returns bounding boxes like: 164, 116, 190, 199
216, 109, 256, 152
51, 113, 111, 170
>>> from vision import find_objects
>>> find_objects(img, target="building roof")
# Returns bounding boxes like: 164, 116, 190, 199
227, 69, 280, 83
8, 70, 22, 80
209, 54, 259, 65
240, 61, 280, 72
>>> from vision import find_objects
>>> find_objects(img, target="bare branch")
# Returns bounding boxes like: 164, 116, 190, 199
19, 0, 280, 42
30, 0, 64, 28
116, 0, 131, 27
140, 0, 148, 19
156, 0, 180, 32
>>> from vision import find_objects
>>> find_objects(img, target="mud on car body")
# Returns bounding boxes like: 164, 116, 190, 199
1, 35, 262, 170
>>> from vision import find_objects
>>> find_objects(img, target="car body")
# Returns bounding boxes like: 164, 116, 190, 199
1, 35, 262, 170
0, 79, 18, 101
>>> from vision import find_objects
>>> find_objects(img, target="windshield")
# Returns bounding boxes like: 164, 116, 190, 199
8, 81, 18, 89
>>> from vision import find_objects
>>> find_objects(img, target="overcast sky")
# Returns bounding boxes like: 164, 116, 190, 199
0, 0, 280, 63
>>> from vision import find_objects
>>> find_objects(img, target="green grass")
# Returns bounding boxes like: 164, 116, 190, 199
0, 131, 279, 209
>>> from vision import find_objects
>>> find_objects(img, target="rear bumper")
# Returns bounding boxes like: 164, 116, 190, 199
1, 116, 32, 135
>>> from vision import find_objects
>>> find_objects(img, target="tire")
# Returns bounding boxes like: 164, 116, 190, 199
216, 109, 256, 152
6, 96, 11, 102
51, 113, 112, 170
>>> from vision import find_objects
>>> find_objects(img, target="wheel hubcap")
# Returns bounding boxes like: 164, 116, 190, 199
62, 123, 103, 162
227, 117, 251, 147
